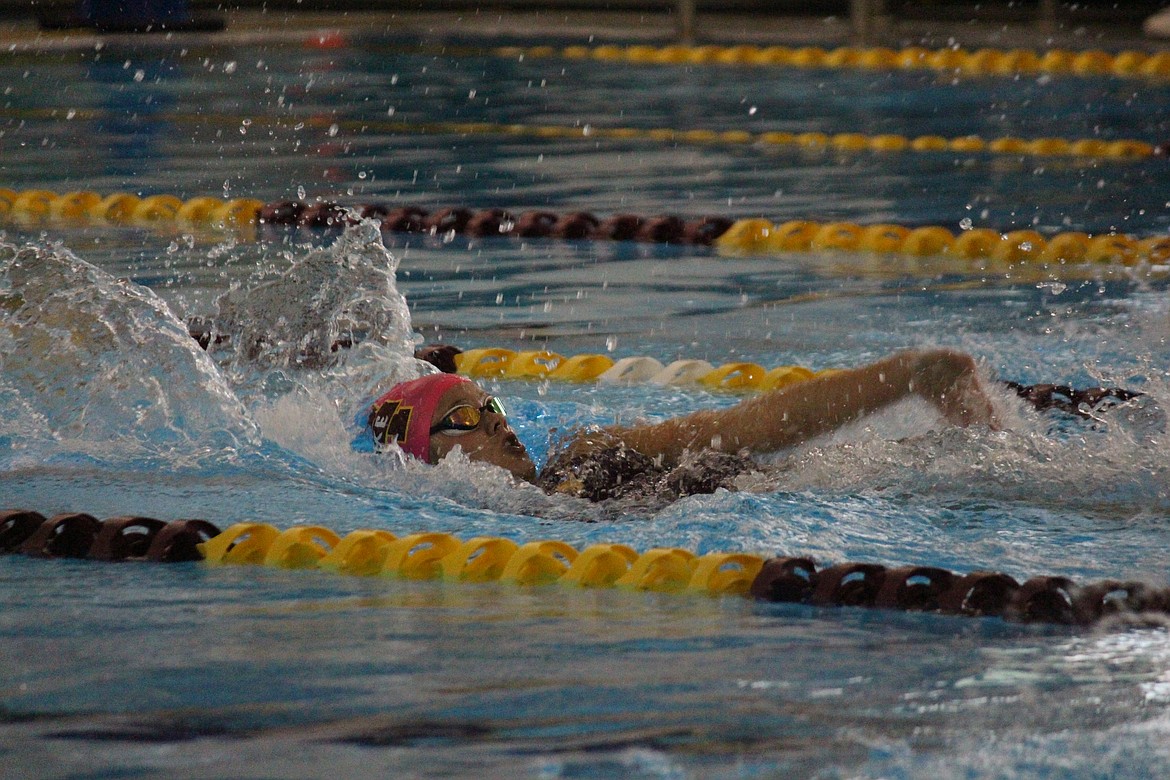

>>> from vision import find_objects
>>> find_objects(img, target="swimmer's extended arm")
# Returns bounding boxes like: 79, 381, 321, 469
591, 349, 997, 462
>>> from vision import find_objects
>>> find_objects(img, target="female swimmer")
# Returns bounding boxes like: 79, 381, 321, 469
365, 348, 998, 503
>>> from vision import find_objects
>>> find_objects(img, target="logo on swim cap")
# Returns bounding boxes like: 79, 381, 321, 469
366, 373, 473, 462
368, 398, 413, 452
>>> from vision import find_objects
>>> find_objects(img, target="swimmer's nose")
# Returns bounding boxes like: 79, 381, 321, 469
483, 410, 509, 437
486, 413, 527, 452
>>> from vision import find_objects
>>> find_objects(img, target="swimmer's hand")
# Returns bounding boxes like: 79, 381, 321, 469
910, 349, 1000, 429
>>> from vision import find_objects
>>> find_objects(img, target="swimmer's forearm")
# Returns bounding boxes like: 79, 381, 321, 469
606, 350, 995, 460
612, 352, 922, 457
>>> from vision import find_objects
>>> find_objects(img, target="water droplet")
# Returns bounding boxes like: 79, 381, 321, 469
605, 336, 618, 352
748, 105, 757, 115
959, 217, 973, 230
133, 69, 145, 82
328, 124, 339, 137
297, 185, 306, 199
224, 60, 237, 74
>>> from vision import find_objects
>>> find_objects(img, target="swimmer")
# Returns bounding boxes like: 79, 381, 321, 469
366, 348, 999, 502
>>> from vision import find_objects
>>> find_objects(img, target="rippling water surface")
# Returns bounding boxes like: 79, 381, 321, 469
2, 31, 1170, 779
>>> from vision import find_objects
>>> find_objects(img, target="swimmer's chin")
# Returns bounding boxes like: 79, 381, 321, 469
491, 440, 538, 483
492, 450, 538, 484
446, 444, 537, 484
487, 461, 538, 487
510, 459, 538, 484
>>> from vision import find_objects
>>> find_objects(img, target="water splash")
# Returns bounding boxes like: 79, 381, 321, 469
744, 381, 1170, 517
212, 219, 417, 376
204, 219, 437, 430
0, 240, 258, 460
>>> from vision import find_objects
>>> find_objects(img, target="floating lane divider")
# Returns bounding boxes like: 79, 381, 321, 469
373, 119, 1159, 163
449, 345, 826, 393
5, 188, 1170, 266
0, 106, 1159, 163
714, 219, 1170, 264
496, 42, 1170, 81
0, 188, 264, 231
1, 509, 1165, 628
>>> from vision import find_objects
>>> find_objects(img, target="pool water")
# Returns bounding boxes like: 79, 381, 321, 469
3, 28, 1170, 779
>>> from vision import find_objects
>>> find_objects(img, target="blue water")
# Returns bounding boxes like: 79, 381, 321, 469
3, 31, 1170, 779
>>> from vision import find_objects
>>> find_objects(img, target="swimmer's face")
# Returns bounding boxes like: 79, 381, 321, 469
427, 381, 537, 482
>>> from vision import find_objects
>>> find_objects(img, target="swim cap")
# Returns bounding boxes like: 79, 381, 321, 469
367, 373, 472, 462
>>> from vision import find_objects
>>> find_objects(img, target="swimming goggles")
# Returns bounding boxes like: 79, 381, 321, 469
430, 397, 508, 436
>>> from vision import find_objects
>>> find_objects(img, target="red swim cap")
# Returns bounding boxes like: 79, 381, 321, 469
367, 373, 472, 462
